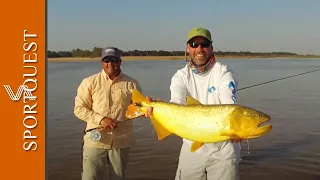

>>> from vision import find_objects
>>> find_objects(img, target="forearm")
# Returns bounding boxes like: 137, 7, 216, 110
74, 103, 104, 125
219, 70, 238, 104
169, 82, 187, 105
169, 71, 188, 105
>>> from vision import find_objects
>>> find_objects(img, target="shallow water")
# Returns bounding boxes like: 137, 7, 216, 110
48, 58, 320, 180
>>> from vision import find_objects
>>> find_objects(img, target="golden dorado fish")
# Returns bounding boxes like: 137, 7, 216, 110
126, 89, 272, 152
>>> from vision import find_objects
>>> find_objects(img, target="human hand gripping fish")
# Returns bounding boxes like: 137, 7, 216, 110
125, 89, 272, 152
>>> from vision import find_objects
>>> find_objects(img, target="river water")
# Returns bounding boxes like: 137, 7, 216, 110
48, 58, 320, 180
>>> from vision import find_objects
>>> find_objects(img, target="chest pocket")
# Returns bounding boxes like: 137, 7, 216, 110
91, 83, 109, 104
112, 87, 131, 107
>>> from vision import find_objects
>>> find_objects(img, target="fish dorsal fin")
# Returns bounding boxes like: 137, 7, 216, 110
191, 141, 204, 152
150, 115, 172, 140
186, 96, 201, 105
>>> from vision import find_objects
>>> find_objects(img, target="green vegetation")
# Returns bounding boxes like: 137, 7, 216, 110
48, 47, 320, 58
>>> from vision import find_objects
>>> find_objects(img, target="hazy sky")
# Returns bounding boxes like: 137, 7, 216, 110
48, 0, 320, 55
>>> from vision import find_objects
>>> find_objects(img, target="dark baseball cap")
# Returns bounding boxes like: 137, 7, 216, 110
101, 47, 121, 59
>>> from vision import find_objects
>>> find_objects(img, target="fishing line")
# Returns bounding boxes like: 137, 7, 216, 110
100, 68, 320, 139
237, 68, 320, 154
83, 119, 154, 141
79, 67, 320, 168
79, 120, 153, 173
106, 123, 153, 139
237, 68, 320, 91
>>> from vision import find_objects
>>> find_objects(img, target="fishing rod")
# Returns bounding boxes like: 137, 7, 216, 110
79, 121, 153, 172
237, 68, 320, 91
83, 121, 152, 140
79, 67, 320, 170
87, 67, 320, 140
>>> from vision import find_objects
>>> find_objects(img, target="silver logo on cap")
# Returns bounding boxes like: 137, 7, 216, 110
105, 49, 115, 53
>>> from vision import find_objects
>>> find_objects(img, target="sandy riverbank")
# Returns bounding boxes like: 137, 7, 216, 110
48, 55, 320, 62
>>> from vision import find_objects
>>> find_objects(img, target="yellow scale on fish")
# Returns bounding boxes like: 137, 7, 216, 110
126, 89, 272, 152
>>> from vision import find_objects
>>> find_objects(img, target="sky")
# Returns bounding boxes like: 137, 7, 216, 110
48, 0, 320, 55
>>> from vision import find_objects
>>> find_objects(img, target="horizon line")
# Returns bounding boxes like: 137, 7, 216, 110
47, 48, 320, 56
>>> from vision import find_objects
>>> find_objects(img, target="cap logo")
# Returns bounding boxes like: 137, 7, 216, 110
105, 49, 115, 53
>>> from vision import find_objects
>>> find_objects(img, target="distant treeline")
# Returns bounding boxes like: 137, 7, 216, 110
48, 47, 299, 58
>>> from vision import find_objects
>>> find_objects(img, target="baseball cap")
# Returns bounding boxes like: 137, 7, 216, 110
186, 27, 212, 43
101, 47, 121, 59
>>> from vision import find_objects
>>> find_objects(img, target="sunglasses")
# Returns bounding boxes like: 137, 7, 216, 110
102, 56, 121, 63
188, 41, 211, 48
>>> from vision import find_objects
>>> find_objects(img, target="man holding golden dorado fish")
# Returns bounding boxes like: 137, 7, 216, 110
126, 27, 272, 180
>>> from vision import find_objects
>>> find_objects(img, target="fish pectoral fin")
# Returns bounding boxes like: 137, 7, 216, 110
125, 104, 145, 119
220, 132, 241, 139
220, 132, 236, 137
186, 96, 202, 105
191, 141, 204, 152
150, 116, 172, 140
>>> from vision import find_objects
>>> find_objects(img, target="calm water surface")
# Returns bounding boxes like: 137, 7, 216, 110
48, 58, 320, 180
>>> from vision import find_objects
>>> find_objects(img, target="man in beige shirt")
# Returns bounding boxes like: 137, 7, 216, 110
74, 47, 141, 180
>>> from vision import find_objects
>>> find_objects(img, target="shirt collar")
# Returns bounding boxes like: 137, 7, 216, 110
101, 69, 123, 81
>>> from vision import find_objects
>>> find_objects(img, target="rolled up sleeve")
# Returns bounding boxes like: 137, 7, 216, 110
74, 78, 104, 125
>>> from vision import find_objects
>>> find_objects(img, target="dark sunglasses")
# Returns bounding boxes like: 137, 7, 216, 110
102, 56, 121, 63
188, 41, 211, 48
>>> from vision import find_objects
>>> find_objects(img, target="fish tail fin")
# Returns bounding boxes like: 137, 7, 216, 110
131, 89, 147, 104
125, 89, 148, 119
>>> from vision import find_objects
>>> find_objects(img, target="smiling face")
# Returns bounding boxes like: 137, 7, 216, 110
187, 36, 213, 66
101, 56, 122, 79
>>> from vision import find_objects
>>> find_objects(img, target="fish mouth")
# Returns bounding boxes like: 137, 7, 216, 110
257, 116, 271, 127
249, 116, 272, 138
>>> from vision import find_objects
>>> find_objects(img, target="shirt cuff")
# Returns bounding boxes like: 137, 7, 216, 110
94, 114, 105, 125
